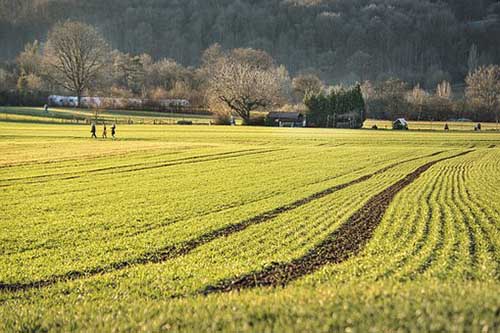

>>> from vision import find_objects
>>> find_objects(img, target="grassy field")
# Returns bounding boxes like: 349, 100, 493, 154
1, 107, 499, 131
0, 122, 499, 332
364, 118, 500, 131
0, 106, 212, 125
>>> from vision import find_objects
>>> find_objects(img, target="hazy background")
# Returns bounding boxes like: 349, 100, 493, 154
1, 0, 500, 87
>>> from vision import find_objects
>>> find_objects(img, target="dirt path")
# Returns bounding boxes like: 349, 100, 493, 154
0, 151, 445, 293
201, 150, 473, 295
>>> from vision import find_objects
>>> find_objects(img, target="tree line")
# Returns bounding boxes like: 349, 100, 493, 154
1, 0, 500, 87
362, 74, 500, 124
304, 85, 365, 128
1, 20, 499, 125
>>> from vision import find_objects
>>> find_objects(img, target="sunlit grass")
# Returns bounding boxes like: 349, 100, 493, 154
0, 122, 498, 332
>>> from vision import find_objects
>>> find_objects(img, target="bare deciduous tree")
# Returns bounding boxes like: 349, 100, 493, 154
207, 53, 289, 123
0, 68, 14, 91
466, 65, 500, 125
43, 21, 109, 106
366, 79, 409, 119
292, 73, 323, 102
17, 40, 42, 76
436, 80, 452, 100
407, 84, 428, 121
229, 48, 275, 70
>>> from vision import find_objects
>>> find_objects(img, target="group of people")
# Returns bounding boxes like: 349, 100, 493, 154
91, 123, 116, 139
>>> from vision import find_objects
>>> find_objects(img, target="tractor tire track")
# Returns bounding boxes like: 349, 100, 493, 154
200, 150, 473, 295
0, 149, 264, 182
1, 154, 413, 256
0, 151, 445, 293
0, 148, 189, 169
0, 149, 278, 188
0, 153, 390, 256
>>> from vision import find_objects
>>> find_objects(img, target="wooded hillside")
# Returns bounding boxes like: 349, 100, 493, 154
1, 0, 499, 86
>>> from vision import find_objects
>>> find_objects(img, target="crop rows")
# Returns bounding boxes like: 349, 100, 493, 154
298, 148, 499, 287
0, 150, 454, 305
0, 123, 498, 332
0, 148, 281, 187
1, 139, 437, 285
201, 150, 472, 293
0, 150, 445, 292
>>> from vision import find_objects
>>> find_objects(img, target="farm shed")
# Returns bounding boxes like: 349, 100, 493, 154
267, 112, 306, 127
393, 118, 409, 130
335, 111, 365, 129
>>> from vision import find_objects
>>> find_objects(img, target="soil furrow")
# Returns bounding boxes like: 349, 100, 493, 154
0, 151, 444, 293
0, 149, 278, 187
0, 149, 262, 182
201, 150, 473, 295
1, 155, 411, 256
0, 148, 188, 169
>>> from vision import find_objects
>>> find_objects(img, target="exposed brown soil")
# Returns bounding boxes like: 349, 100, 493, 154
201, 150, 473, 295
0, 151, 444, 293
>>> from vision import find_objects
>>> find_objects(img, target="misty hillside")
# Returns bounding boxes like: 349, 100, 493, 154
1, 0, 500, 86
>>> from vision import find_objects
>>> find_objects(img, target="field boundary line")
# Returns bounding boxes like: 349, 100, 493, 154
0, 151, 445, 293
200, 150, 474, 295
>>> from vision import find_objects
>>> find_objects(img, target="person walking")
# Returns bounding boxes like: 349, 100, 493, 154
102, 124, 107, 139
90, 122, 97, 138
111, 123, 116, 139
444, 123, 449, 131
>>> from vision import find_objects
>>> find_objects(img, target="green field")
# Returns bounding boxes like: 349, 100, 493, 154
0, 122, 499, 332
2, 107, 499, 131
0, 106, 212, 125
364, 119, 500, 131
